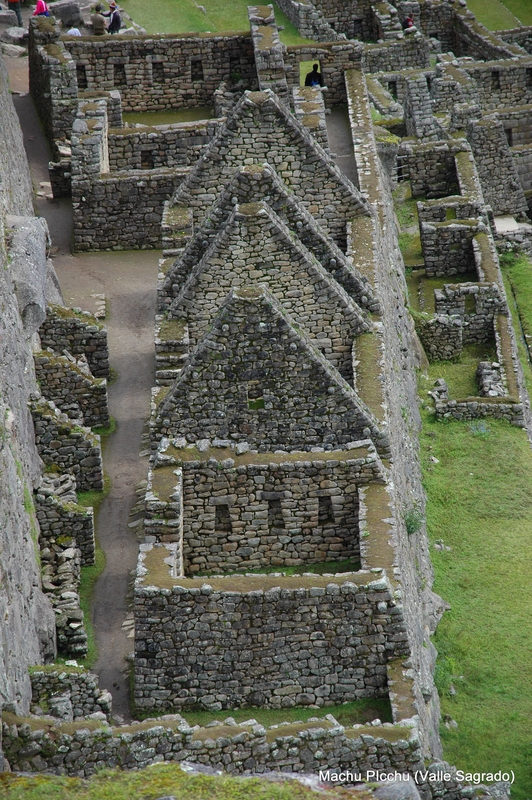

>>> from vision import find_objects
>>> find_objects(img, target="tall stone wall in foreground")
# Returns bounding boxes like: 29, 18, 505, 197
0, 53, 56, 716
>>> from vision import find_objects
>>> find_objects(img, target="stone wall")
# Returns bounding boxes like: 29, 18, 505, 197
160, 163, 378, 317
467, 116, 528, 218
63, 31, 258, 112
434, 283, 505, 344
512, 144, 532, 193
459, 58, 532, 111
169, 202, 367, 383
495, 104, 532, 146
39, 305, 109, 378
28, 17, 78, 144
363, 36, 430, 74
421, 219, 480, 278
35, 475, 95, 566
31, 398, 103, 492
399, 141, 460, 199
30, 668, 112, 720
145, 445, 384, 573
134, 559, 409, 712
0, 51, 57, 715
1, 713, 425, 779
415, 314, 462, 362
34, 350, 109, 428
498, 26, 532, 55
249, 5, 290, 104
274, 0, 338, 41
403, 75, 440, 140
292, 86, 329, 150
107, 119, 222, 172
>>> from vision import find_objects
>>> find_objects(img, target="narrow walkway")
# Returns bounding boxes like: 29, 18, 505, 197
6, 56, 157, 719
326, 105, 359, 186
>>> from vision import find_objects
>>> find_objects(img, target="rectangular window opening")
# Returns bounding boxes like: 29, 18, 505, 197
229, 55, 241, 83
527, 68, 532, 88
505, 127, 513, 147
215, 504, 232, 533
268, 499, 285, 532
318, 495, 335, 525
76, 64, 88, 90
152, 61, 165, 83
387, 80, 397, 100
464, 293, 476, 314
140, 150, 155, 169
491, 71, 500, 90
191, 58, 204, 82
247, 381, 264, 410
113, 63, 127, 87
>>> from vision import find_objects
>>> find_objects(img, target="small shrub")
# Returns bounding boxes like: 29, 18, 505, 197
404, 505, 424, 535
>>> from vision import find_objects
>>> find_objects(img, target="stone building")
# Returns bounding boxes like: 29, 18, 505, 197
2, 0, 531, 796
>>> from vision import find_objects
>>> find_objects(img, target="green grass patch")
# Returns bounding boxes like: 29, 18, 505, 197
196, 557, 361, 577
77, 474, 111, 517
419, 399, 532, 798
398, 232, 423, 266
92, 417, 117, 441
466, 0, 521, 29
139, 698, 392, 728
119, 0, 314, 44
425, 342, 497, 397
0, 763, 372, 800
78, 546, 106, 668
122, 108, 214, 126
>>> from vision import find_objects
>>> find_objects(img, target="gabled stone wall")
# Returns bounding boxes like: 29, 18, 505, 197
34, 351, 109, 429
30, 398, 103, 492
39, 305, 110, 378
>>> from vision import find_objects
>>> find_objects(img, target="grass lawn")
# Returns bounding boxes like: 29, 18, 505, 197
498, 0, 532, 26
119, 0, 314, 44
466, 0, 521, 30
419, 405, 532, 798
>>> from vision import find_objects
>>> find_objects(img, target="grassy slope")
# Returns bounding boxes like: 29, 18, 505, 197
466, 0, 520, 30
419, 405, 532, 797
119, 0, 313, 44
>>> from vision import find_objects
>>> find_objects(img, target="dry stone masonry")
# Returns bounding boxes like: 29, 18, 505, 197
0, 1, 527, 798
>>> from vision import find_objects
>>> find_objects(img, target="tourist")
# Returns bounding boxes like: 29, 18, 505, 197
102, 1, 121, 34
66, 26, 82, 35
304, 64, 323, 88
402, 15, 414, 29
91, 3, 107, 35
7, 0, 23, 27
33, 0, 50, 16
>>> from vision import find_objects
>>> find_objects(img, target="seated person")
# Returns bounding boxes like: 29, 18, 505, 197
305, 63, 324, 88
66, 26, 82, 35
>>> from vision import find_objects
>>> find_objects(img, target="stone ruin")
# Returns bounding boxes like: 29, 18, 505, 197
2, 0, 530, 797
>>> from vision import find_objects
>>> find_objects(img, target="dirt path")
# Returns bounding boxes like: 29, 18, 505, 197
7, 56, 157, 720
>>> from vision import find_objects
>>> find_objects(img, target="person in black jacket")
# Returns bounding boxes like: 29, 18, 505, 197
304, 64, 324, 88
102, 1, 121, 33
